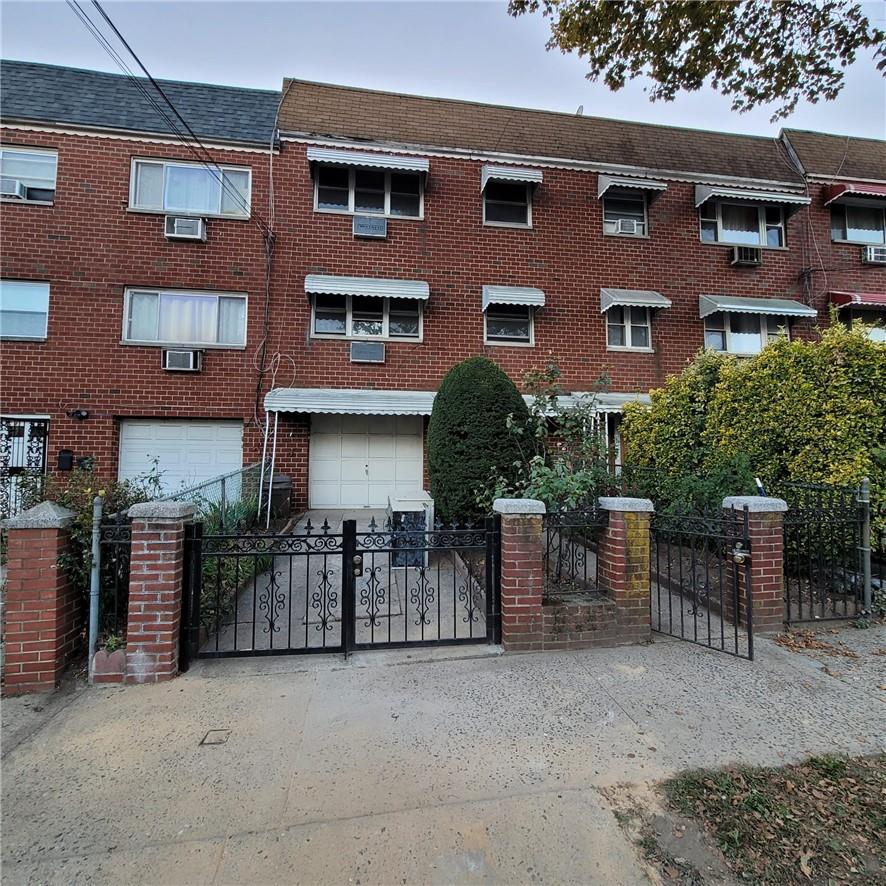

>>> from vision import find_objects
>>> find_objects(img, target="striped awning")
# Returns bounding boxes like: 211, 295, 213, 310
699, 295, 817, 319
481, 164, 543, 191
482, 285, 545, 311
265, 388, 436, 415
597, 175, 667, 199
304, 275, 430, 301
694, 185, 811, 208
600, 288, 672, 313
830, 291, 886, 309
823, 183, 886, 205
306, 147, 429, 174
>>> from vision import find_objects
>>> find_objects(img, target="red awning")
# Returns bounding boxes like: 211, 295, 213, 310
830, 291, 886, 309
823, 183, 886, 205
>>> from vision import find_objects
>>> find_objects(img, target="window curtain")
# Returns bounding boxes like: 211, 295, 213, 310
159, 293, 218, 343
134, 163, 164, 209
128, 291, 159, 340
0, 281, 49, 336
218, 297, 246, 344
721, 204, 760, 244
164, 165, 221, 214
220, 170, 250, 216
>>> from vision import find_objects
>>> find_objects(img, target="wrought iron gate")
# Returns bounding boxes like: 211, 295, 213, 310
650, 506, 754, 660
182, 516, 500, 663
0, 417, 49, 518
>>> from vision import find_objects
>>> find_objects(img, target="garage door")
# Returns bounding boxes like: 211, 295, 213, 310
309, 415, 423, 508
118, 419, 243, 494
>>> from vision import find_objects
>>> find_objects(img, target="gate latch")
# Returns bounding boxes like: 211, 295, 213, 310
352, 554, 363, 576
731, 542, 750, 565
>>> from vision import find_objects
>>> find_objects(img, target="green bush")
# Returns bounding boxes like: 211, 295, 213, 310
428, 356, 530, 522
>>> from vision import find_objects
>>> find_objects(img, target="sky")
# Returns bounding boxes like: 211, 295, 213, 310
2, 0, 885, 140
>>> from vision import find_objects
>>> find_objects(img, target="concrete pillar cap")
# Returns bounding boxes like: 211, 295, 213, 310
722, 496, 788, 513
128, 501, 198, 521
3, 500, 76, 529
493, 498, 546, 515
598, 496, 654, 513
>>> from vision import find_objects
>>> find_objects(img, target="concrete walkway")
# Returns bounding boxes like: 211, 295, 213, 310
2, 628, 884, 885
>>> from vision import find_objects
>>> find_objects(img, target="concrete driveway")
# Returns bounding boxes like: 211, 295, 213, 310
3, 628, 884, 885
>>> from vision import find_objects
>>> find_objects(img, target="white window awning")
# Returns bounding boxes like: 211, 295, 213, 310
481, 164, 543, 191
597, 175, 668, 199
304, 274, 430, 301
600, 288, 672, 313
694, 185, 811, 209
482, 285, 545, 311
699, 294, 817, 319
306, 147, 429, 175
265, 388, 437, 415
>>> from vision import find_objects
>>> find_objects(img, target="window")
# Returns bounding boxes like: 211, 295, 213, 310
704, 312, 787, 355
485, 303, 533, 344
603, 190, 647, 236
483, 181, 531, 226
124, 289, 247, 346
0, 147, 57, 203
830, 204, 886, 245
699, 202, 785, 247
0, 280, 50, 339
606, 306, 651, 350
314, 167, 422, 218
311, 295, 422, 339
130, 159, 251, 218
844, 309, 886, 342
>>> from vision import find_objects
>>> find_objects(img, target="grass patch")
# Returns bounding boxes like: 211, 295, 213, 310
662, 755, 885, 884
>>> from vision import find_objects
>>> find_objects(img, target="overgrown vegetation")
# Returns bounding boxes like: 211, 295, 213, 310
662, 755, 885, 884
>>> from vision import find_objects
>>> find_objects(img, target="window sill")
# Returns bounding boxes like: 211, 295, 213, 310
831, 238, 886, 247
126, 208, 251, 222
603, 231, 650, 240
314, 207, 424, 222
698, 240, 788, 251
0, 336, 47, 342
119, 340, 246, 350
483, 221, 533, 230
606, 345, 654, 354
0, 198, 54, 207
484, 339, 534, 348
310, 334, 423, 344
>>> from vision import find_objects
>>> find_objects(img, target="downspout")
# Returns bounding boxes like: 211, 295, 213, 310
87, 495, 102, 682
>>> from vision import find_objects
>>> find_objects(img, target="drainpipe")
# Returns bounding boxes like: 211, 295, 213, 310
266, 411, 279, 529
859, 477, 872, 613
87, 495, 102, 682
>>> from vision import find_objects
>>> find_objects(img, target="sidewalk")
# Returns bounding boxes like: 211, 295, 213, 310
2, 627, 883, 885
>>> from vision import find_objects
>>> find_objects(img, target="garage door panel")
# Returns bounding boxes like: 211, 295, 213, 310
367, 416, 395, 435
368, 459, 395, 482
395, 416, 421, 436
341, 436, 369, 458
340, 483, 368, 507
312, 414, 341, 435
368, 436, 395, 458
341, 416, 370, 435
310, 483, 342, 508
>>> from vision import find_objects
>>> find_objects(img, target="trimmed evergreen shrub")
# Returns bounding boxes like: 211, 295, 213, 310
428, 356, 529, 522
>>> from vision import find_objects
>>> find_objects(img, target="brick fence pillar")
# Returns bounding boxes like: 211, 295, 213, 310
2, 501, 80, 696
722, 496, 788, 635
597, 497, 654, 644
493, 498, 546, 652
125, 501, 196, 684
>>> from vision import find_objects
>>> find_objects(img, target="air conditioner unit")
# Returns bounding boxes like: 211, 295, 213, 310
162, 349, 203, 372
164, 215, 207, 241
350, 341, 385, 363
616, 218, 640, 235
353, 215, 387, 239
861, 245, 886, 265
731, 245, 763, 266
1, 177, 27, 200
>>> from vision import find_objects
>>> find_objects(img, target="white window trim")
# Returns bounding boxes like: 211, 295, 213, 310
830, 204, 886, 246
483, 305, 535, 347
699, 201, 786, 249
0, 145, 58, 206
703, 312, 790, 355
602, 191, 649, 239
313, 166, 425, 220
0, 280, 50, 341
605, 306, 653, 352
310, 294, 423, 342
128, 157, 252, 219
121, 287, 248, 349
482, 182, 533, 229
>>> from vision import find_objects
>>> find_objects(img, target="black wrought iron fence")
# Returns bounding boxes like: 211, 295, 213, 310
543, 506, 609, 597
98, 511, 132, 643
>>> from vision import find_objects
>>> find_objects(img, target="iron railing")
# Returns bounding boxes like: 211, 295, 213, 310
98, 511, 132, 643
543, 506, 609, 598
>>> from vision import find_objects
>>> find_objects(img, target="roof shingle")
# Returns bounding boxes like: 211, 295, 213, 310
782, 128, 886, 181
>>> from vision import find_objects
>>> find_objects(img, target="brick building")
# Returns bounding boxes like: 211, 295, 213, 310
2, 62, 884, 515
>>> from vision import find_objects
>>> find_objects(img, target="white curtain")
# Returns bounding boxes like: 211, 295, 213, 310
218, 297, 246, 344
127, 291, 159, 340
721, 204, 760, 245
220, 169, 250, 216
164, 165, 220, 214
134, 162, 164, 210
159, 293, 217, 343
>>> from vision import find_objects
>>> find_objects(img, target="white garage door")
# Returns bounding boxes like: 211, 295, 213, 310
309, 415, 423, 508
118, 419, 243, 493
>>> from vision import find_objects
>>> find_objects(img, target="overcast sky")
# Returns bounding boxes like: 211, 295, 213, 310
3, 0, 885, 140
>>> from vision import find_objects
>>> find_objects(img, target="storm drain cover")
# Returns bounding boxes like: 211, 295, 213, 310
200, 729, 231, 746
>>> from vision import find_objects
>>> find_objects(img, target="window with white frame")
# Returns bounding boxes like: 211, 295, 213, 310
603, 189, 647, 237
843, 308, 886, 342
0, 147, 57, 203
483, 181, 531, 226
130, 159, 251, 218
314, 167, 422, 218
703, 312, 788, 355
312, 294, 422, 339
124, 289, 247, 346
485, 303, 533, 344
606, 306, 651, 349
830, 204, 886, 245
699, 201, 785, 247
0, 280, 50, 339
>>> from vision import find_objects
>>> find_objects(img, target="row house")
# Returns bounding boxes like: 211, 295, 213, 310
1, 61, 884, 515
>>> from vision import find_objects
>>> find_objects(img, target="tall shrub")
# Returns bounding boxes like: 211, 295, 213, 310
428, 356, 529, 522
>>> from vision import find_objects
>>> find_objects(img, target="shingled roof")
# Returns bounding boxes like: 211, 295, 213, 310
782, 129, 886, 182
279, 79, 804, 185
1, 60, 279, 147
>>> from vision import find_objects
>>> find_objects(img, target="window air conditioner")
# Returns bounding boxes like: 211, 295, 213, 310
162, 349, 203, 372
350, 341, 385, 363
1, 177, 27, 200
164, 215, 207, 241
616, 218, 640, 235
861, 245, 886, 265
731, 245, 763, 266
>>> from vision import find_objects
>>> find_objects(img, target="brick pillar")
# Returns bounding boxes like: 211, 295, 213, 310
597, 497, 654, 644
493, 498, 546, 652
125, 501, 196, 685
2, 501, 80, 696
722, 496, 787, 635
